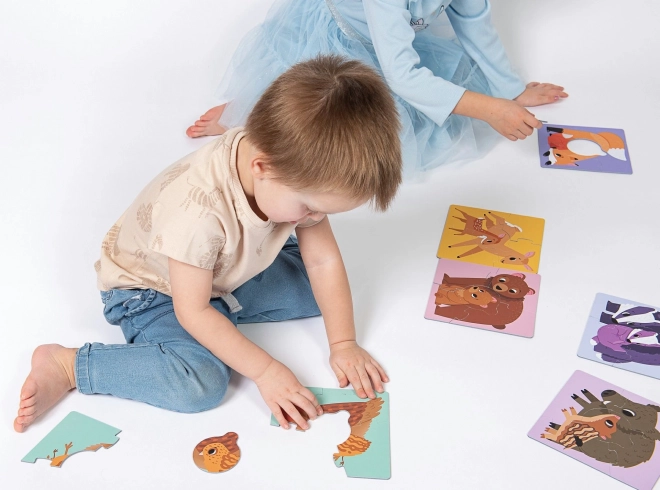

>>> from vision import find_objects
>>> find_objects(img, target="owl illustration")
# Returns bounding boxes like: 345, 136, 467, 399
192, 432, 241, 473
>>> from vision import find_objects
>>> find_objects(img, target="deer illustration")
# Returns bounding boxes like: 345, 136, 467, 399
543, 126, 627, 166
46, 442, 73, 468
447, 212, 536, 271
448, 208, 503, 243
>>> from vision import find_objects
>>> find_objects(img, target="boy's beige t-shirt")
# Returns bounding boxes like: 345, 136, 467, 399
96, 128, 303, 298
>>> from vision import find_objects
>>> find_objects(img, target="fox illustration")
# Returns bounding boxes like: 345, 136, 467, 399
543, 126, 626, 166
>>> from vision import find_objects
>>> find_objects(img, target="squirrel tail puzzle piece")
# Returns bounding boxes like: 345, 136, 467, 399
22, 412, 120, 468
192, 432, 241, 473
272, 388, 391, 480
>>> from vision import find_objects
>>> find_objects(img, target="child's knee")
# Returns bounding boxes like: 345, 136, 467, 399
163, 348, 231, 413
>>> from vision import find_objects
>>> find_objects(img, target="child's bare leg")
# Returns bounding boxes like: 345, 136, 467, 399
14, 344, 77, 433
185, 104, 228, 138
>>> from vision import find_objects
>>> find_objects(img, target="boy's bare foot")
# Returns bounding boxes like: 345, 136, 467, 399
14, 344, 77, 433
186, 105, 228, 138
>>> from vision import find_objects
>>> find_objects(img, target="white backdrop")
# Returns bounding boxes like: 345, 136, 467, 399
1, 1, 659, 488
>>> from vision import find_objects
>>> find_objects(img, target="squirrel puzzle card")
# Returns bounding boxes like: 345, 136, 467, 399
424, 259, 540, 337
22, 411, 120, 468
437, 205, 545, 273
538, 123, 632, 174
270, 388, 391, 480
528, 370, 660, 490
578, 293, 660, 380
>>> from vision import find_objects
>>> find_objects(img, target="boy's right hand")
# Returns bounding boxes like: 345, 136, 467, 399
255, 359, 323, 430
483, 98, 542, 142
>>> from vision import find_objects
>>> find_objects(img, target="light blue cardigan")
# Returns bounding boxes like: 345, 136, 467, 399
331, 0, 526, 126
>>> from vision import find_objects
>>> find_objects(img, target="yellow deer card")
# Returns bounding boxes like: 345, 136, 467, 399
437, 205, 545, 273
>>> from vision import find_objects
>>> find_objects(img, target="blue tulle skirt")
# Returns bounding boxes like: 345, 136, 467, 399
216, 0, 498, 179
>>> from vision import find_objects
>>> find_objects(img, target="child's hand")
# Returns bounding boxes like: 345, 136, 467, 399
483, 98, 542, 141
329, 340, 389, 399
514, 82, 568, 107
255, 359, 323, 430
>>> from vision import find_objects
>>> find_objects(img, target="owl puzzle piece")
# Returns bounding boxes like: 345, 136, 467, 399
192, 432, 241, 473
270, 387, 391, 480
22, 411, 121, 468
437, 205, 545, 273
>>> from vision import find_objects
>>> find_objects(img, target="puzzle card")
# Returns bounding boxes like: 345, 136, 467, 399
270, 388, 391, 480
424, 259, 540, 337
528, 370, 660, 490
436, 205, 545, 273
22, 411, 120, 468
538, 123, 632, 174
578, 293, 660, 380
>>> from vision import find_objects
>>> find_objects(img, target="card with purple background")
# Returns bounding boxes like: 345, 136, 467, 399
538, 123, 632, 174
424, 259, 540, 338
528, 370, 660, 490
578, 293, 660, 380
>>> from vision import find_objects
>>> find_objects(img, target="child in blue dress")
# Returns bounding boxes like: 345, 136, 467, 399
187, 0, 567, 178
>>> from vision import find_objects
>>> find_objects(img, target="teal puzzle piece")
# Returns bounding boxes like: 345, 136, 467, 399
270, 388, 391, 480
22, 411, 121, 468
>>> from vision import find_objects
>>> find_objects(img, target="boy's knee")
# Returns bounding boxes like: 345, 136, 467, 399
162, 348, 231, 413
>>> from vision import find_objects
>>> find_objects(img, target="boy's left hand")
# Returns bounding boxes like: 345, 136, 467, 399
514, 82, 568, 107
329, 340, 389, 399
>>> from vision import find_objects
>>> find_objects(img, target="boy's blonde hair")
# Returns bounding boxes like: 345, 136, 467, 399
245, 55, 402, 211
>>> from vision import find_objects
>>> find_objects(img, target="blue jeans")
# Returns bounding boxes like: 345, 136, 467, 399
76, 237, 320, 413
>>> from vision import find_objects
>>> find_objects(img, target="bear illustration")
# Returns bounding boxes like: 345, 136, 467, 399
442, 272, 534, 299
434, 284, 497, 308
434, 273, 536, 329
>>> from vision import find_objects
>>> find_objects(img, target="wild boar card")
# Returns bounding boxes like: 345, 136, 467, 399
528, 370, 660, 490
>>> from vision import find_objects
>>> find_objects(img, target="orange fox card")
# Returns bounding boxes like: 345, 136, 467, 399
437, 205, 545, 273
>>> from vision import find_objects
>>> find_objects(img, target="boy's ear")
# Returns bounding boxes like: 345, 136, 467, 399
250, 154, 273, 179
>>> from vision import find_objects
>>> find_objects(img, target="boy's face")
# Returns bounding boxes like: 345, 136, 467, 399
252, 170, 367, 224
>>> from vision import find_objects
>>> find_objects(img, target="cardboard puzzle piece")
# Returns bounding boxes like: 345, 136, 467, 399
22, 411, 120, 468
537, 123, 632, 174
192, 432, 241, 473
577, 293, 660, 380
528, 370, 660, 490
436, 205, 545, 273
270, 388, 391, 480
424, 258, 540, 337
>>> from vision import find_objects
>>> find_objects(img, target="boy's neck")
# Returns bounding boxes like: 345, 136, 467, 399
236, 136, 268, 221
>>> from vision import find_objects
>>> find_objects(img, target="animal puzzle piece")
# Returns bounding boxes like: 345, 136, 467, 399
22, 412, 120, 468
551, 388, 660, 467
434, 284, 497, 308
543, 126, 627, 166
272, 388, 391, 480
192, 432, 241, 473
600, 301, 660, 332
541, 407, 619, 449
321, 398, 384, 467
447, 212, 535, 271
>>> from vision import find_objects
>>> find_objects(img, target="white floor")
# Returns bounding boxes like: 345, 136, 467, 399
2, 1, 660, 488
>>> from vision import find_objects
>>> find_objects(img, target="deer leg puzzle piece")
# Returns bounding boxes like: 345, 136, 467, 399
538, 124, 632, 174
437, 205, 545, 273
22, 411, 120, 468
528, 370, 660, 490
192, 432, 241, 473
270, 388, 391, 480
424, 258, 540, 337
577, 293, 660, 380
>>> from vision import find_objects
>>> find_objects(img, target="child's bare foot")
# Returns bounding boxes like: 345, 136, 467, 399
14, 344, 77, 433
186, 105, 228, 138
